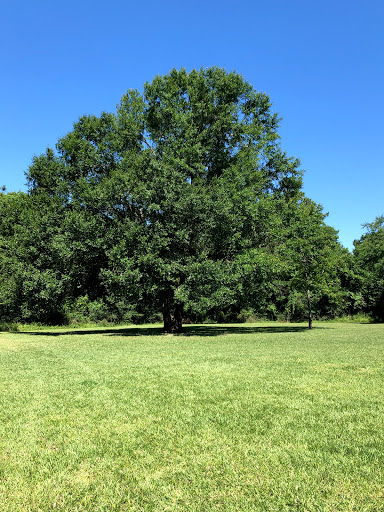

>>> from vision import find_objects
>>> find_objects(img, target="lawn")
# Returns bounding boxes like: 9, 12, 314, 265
0, 322, 383, 511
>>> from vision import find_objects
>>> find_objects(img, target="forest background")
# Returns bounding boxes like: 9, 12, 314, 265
1, 68, 383, 332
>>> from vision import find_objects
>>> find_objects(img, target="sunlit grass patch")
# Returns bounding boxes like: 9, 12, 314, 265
0, 322, 383, 511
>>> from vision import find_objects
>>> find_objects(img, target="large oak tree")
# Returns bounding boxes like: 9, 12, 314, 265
25, 68, 304, 331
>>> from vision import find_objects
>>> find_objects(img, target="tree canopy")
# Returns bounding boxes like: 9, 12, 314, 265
1, 68, 374, 330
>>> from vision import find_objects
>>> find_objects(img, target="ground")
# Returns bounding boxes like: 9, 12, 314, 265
0, 322, 383, 511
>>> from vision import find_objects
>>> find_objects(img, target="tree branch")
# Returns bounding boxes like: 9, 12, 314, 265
142, 136, 156, 157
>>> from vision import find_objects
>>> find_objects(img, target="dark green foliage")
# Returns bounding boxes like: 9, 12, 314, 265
0, 192, 67, 323
353, 216, 384, 320
276, 198, 345, 328
1, 68, 372, 328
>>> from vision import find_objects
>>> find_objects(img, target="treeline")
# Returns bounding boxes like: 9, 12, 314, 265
1, 68, 383, 331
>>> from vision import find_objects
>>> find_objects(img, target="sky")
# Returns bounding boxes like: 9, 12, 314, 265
1, 0, 383, 251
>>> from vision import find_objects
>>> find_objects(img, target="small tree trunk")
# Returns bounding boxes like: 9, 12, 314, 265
305, 273, 312, 329
163, 299, 183, 333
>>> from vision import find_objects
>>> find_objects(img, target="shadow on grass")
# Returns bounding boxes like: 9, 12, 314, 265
173, 325, 314, 336
11, 324, 329, 337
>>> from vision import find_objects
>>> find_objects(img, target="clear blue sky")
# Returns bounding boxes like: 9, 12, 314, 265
1, 0, 383, 250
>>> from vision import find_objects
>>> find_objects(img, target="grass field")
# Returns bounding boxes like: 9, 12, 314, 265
0, 322, 383, 511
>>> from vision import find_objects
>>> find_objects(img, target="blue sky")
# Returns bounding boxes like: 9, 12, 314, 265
1, 0, 383, 250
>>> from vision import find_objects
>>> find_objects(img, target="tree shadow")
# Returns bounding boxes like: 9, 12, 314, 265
12, 326, 164, 337
179, 325, 318, 336
11, 324, 329, 337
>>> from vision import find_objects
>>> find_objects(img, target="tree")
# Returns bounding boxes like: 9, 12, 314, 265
353, 216, 384, 320
276, 197, 342, 328
25, 68, 303, 331
0, 191, 69, 324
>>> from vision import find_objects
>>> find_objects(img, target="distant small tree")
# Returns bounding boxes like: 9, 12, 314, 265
278, 198, 341, 329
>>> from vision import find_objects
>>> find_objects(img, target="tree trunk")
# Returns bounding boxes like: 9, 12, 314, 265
305, 273, 313, 329
163, 299, 183, 333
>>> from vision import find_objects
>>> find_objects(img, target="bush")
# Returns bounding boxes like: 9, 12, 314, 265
237, 309, 264, 323
0, 322, 19, 332
65, 295, 111, 324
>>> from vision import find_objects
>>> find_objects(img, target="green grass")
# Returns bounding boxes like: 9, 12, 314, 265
1, 322, 383, 511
